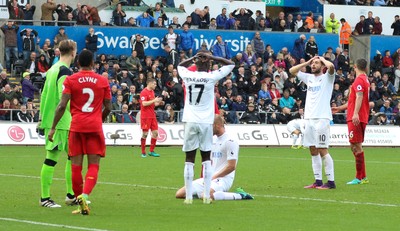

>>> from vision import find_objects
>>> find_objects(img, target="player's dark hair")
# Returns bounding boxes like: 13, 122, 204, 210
355, 59, 368, 71
78, 50, 94, 68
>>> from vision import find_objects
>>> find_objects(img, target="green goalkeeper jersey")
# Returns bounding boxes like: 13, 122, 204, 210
39, 61, 72, 130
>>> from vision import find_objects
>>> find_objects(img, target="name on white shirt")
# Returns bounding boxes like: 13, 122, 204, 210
186, 77, 209, 83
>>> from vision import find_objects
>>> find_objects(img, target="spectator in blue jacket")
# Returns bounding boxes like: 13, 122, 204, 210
225, 13, 236, 30
179, 24, 194, 57
379, 100, 393, 122
291, 34, 306, 62
136, 12, 155, 28
279, 89, 295, 110
216, 8, 227, 29
212, 35, 231, 59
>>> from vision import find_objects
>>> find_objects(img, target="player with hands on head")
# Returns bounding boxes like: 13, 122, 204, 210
289, 55, 336, 190
178, 50, 234, 204
332, 58, 370, 185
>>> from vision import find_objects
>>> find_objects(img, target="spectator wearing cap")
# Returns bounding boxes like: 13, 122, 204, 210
291, 97, 304, 113
240, 103, 261, 124
339, 18, 351, 51
41, 0, 56, 26
112, 3, 126, 26
391, 15, 400, 35
21, 72, 39, 104
53, 27, 68, 49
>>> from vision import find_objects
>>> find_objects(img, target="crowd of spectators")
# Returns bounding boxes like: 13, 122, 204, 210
1, 1, 400, 125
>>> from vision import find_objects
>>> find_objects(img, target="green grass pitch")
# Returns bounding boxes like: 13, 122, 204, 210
0, 146, 399, 231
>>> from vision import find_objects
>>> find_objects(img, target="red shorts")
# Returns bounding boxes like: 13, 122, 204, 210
140, 118, 158, 131
347, 122, 367, 144
68, 131, 106, 157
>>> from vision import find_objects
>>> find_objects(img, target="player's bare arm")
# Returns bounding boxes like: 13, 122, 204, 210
142, 96, 162, 107
332, 102, 348, 114
319, 56, 335, 75
178, 55, 197, 67
352, 92, 364, 126
48, 93, 71, 142
289, 56, 316, 76
211, 159, 236, 180
102, 98, 112, 122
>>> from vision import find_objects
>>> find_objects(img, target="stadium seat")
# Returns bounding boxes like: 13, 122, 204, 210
12, 59, 25, 77
31, 74, 45, 91
119, 54, 128, 61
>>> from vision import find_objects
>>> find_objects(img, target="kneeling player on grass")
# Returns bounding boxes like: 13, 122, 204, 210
175, 115, 254, 201
286, 118, 306, 149
49, 50, 112, 215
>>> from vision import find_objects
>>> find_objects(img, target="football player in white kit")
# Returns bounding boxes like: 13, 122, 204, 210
177, 51, 235, 204
289, 56, 336, 190
286, 118, 306, 149
175, 115, 254, 201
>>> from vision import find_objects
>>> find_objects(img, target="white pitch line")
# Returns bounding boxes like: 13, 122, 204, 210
0, 217, 110, 231
1, 173, 399, 208
245, 155, 400, 165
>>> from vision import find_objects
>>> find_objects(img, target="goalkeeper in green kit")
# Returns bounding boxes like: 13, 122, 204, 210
38, 40, 77, 208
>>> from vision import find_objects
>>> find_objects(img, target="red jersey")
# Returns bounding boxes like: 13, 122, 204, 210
347, 74, 370, 123
139, 87, 156, 118
63, 70, 111, 132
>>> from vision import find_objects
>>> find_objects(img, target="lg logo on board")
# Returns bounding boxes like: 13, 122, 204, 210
8, 126, 25, 142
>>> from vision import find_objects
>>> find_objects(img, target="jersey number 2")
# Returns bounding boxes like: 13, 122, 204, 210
188, 84, 204, 105
82, 88, 94, 112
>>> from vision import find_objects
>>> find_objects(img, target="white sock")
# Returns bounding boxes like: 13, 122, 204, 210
202, 160, 212, 199
300, 135, 304, 146
311, 155, 322, 180
213, 191, 242, 200
322, 154, 335, 181
291, 134, 298, 145
184, 162, 194, 200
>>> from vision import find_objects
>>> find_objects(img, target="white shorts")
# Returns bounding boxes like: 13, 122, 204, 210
192, 178, 232, 198
182, 122, 213, 152
286, 122, 298, 134
303, 119, 330, 148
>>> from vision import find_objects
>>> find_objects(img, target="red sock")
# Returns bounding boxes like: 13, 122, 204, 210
141, 138, 146, 154
356, 152, 366, 179
71, 164, 83, 197
83, 164, 99, 196
354, 151, 366, 179
150, 138, 157, 152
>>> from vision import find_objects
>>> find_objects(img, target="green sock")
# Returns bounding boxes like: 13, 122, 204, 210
40, 150, 61, 199
65, 159, 74, 196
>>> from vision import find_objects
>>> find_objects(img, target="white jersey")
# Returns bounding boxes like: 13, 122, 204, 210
297, 71, 334, 120
178, 65, 234, 124
287, 119, 306, 134
166, 33, 178, 50
211, 132, 239, 186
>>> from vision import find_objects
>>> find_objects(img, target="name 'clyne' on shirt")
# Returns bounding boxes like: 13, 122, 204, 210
78, 77, 98, 84
185, 77, 210, 83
